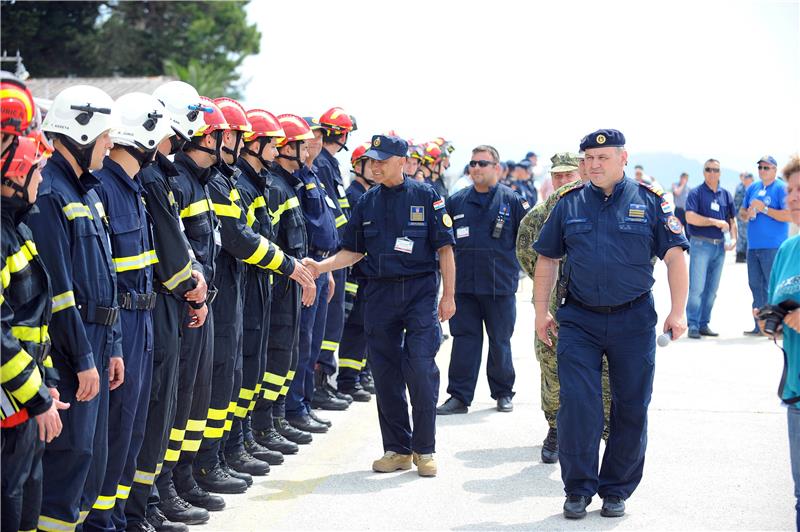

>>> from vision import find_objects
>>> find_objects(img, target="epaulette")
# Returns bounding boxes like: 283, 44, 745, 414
638, 181, 664, 197
557, 181, 584, 198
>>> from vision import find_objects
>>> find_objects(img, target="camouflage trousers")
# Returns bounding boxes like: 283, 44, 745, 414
535, 334, 611, 437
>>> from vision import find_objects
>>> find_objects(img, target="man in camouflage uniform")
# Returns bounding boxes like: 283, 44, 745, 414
516, 152, 611, 464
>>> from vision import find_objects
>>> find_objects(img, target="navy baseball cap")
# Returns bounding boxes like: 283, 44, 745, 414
757, 154, 777, 167
364, 134, 408, 160
579, 128, 626, 151
303, 116, 323, 130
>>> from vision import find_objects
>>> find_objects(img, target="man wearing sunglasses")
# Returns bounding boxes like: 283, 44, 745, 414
740, 155, 791, 335
436, 145, 529, 416
684, 159, 737, 339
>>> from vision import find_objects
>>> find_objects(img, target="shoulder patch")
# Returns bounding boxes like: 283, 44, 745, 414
558, 182, 584, 198
639, 181, 664, 197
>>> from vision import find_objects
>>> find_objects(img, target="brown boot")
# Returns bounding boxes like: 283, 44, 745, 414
412, 452, 437, 477
372, 451, 412, 473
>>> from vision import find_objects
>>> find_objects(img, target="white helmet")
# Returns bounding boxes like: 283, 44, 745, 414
41, 84, 114, 146
152, 81, 204, 141
110, 92, 173, 152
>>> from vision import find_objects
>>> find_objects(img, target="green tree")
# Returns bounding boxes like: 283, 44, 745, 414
0, 0, 259, 97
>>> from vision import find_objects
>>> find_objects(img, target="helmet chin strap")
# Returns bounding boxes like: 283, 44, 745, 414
276, 140, 304, 168
59, 134, 97, 175
352, 160, 374, 185
190, 130, 224, 164
169, 135, 186, 155
120, 144, 156, 168
325, 130, 349, 152
222, 131, 243, 161
242, 137, 272, 168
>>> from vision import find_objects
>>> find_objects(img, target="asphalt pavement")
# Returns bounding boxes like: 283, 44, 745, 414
203, 253, 793, 531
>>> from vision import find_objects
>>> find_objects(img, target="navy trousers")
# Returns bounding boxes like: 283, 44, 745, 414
363, 273, 441, 455
555, 295, 657, 499
338, 280, 368, 389
1, 420, 43, 532
447, 293, 516, 405
318, 268, 346, 375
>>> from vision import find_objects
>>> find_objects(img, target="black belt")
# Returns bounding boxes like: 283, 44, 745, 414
77, 303, 120, 326
376, 272, 432, 283
691, 235, 724, 245
308, 247, 334, 259
566, 292, 649, 314
118, 292, 157, 311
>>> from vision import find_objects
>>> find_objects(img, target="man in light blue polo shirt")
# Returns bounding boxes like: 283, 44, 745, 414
684, 159, 737, 338
740, 155, 791, 335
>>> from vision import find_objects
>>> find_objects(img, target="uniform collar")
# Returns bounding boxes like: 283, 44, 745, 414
350, 180, 366, 194
152, 152, 179, 178
101, 156, 142, 194
49, 150, 101, 194
1, 195, 35, 223
174, 150, 212, 186
235, 158, 266, 189
467, 183, 498, 205
587, 174, 628, 201
380, 175, 408, 193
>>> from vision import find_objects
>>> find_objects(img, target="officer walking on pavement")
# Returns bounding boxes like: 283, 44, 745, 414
532, 129, 689, 519
516, 152, 612, 465
29, 85, 125, 531
306, 134, 456, 477
436, 145, 528, 416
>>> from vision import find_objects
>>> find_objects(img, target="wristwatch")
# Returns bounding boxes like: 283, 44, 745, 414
763, 206, 769, 214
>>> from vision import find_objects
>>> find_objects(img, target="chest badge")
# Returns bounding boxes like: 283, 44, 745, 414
628, 203, 646, 219
666, 215, 683, 234
410, 205, 425, 222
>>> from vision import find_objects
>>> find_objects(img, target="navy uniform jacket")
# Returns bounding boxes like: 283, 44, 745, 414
447, 183, 529, 295
207, 163, 294, 275
96, 157, 156, 308
28, 151, 123, 372
315, 149, 349, 231
297, 165, 339, 253
266, 165, 307, 260
138, 153, 199, 301
345, 181, 368, 281
510, 179, 537, 207
172, 151, 220, 288
1, 196, 57, 426
342, 177, 455, 279
534, 176, 689, 307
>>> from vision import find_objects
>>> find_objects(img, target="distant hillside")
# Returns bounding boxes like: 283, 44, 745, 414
629, 152, 741, 192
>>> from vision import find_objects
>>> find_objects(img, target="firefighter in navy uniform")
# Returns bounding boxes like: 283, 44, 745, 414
28, 85, 124, 532
191, 99, 315, 494
249, 114, 314, 451
156, 98, 223, 520
124, 80, 208, 532
1, 88, 68, 532
223, 108, 290, 469
314, 108, 366, 404
533, 129, 689, 519
307, 134, 456, 478
336, 142, 374, 398
284, 114, 342, 434
84, 93, 173, 532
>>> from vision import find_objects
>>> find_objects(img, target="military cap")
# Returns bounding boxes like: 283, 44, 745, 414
550, 152, 580, 172
579, 128, 626, 151
364, 134, 408, 160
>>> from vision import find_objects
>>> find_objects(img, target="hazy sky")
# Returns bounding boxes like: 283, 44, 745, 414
243, 0, 799, 176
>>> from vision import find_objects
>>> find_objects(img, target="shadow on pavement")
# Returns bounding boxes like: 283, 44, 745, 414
454, 511, 627, 531
462, 463, 563, 503
455, 445, 539, 469
436, 407, 502, 426
249, 469, 418, 501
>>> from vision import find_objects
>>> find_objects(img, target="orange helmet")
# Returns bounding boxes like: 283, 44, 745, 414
193, 97, 230, 137
1, 131, 53, 203
318, 107, 355, 135
275, 114, 314, 148
1, 71, 36, 137
213, 97, 251, 132
244, 109, 284, 141
350, 141, 371, 167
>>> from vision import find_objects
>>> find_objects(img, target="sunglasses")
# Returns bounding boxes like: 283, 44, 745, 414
469, 160, 495, 168
704, 167, 720, 173
758, 165, 773, 171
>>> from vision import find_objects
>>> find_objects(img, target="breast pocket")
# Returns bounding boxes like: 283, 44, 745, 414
616, 222, 653, 264
71, 218, 112, 297
108, 212, 143, 259
564, 221, 593, 245
401, 228, 429, 261
183, 216, 212, 262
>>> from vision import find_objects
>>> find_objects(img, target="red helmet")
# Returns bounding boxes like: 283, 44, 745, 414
422, 142, 443, 163
275, 114, 314, 147
193, 97, 230, 137
432, 136, 455, 154
1, 72, 36, 136
244, 109, 284, 141
213, 97, 251, 133
318, 106, 354, 135
350, 141, 371, 167
1, 131, 53, 179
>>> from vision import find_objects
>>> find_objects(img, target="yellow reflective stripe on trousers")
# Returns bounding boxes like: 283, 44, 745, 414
338, 197, 350, 209
38, 514, 77, 531
92, 494, 116, 510
163, 448, 181, 462
62, 202, 93, 221
335, 214, 347, 228
206, 407, 227, 421
179, 199, 211, 219
169, 427, 186, 442
181, 438, 202, 451
339, 358, 362, 370
52, 291, 76, 313
321, 340, 339, 352
203, 424, 224, 438
11, 324, 48, 343
116, 484, 131, 500
133, 469, 157, 485
345, 282, 358, 294
113, 250, 158, 272
163, 260, 193, 291
244, 237, 270, 265
186, 419, 206, 431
